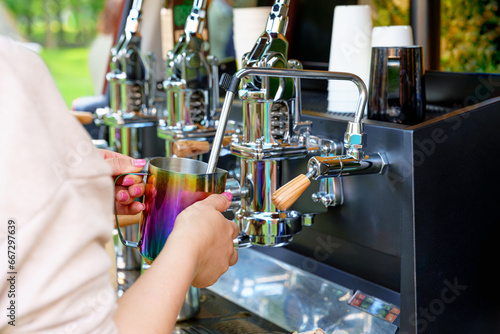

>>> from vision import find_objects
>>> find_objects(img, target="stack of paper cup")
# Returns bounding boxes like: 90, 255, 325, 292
233, 7, 271, 69
328, 5, 372, 113
371, 25, 414, 47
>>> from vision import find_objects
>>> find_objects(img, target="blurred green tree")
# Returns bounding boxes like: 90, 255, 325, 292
1, 0, 104, 47
371, 0, 410, 26
441, 0, 500, 72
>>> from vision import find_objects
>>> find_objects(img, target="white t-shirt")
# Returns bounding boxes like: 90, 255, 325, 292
0, 35, 118, 333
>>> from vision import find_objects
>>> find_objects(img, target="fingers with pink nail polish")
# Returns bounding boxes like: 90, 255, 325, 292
221, 192, 233, 201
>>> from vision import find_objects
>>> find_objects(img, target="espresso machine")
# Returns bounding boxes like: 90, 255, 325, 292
205, 0, 387, 249
194, 1, 500, 333
90, 1, 500, 332
158, 0, 225, 158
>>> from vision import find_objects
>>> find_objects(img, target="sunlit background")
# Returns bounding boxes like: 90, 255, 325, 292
0, 0, 105, 107
1, 0, 499, 107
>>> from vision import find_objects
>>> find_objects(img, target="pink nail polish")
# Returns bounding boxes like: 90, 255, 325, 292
133, 187, 142, 196
122, 177, 134, 186
120, 192, 129, 202
133, 159, 147, 167
222, 192, 233, 201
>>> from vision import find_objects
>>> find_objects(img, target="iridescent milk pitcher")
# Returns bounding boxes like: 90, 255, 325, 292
114, 157, 227, 320
115, 157, 228, 263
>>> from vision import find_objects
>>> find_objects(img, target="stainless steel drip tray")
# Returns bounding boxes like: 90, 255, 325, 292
173, 289, 288, 334
208, 248, 399, 334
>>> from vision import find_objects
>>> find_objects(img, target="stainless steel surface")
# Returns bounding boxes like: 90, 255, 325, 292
368, 46, 426, 125
307, 152, 388, 179
240, 210, 302, 246
160, 0, 223, 157
177, 286, 201, 321
209, 248, 398, 333
205, 90, 235, 173
173, 288, 288, 334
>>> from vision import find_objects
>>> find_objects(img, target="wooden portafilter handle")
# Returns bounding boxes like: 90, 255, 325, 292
173, 136, 235, 158
173, 140, 211, 158
71, 110, 94, 125
272, 173, 312, 211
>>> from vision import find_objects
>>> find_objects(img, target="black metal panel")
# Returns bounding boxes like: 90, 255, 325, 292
284, 115, 414, 292
425, 71, 500, 109
220, 72, 500, 333
408, 101, 500, 333
276, 78, 500, 332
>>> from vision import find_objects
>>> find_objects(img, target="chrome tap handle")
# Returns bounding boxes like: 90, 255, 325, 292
125, 0, 143, 35
184, 0, 207, 36
112, 0, 143, 54
272, 153, 389, 210
265, 0, 291, 34
165, 0, 209, 81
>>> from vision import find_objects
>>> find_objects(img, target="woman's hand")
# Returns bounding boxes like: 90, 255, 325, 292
99, 149, 147, 215
114, 192, 239, 333
166, 192, 239, 288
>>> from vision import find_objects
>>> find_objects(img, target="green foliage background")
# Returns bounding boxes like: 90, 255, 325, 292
1, 0, 103, 107
40, 48, 94, 107
372, 0, 410, 26
1, 0, 104, 47
441, 0, 500, 72
372, 0, 500, 73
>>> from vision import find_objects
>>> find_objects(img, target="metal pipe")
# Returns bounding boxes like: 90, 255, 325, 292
206, 68, 367, 173
205, 90, 236, 173
234, 68, 367, 124
308, 152, 388, 179
410, 0, 441, 70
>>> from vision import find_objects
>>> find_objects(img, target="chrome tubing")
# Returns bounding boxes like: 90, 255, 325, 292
308, 153, 389, 179
206, 67, 368, 173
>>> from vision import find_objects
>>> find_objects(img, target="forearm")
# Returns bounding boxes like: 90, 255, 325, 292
113, 235, 196, 333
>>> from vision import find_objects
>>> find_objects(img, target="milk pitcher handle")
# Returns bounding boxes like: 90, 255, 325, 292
114, 172, 148, 248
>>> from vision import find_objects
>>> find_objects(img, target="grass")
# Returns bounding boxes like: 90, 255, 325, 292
40, 47, 95, 108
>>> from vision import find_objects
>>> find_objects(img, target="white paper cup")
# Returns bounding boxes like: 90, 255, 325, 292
371, 25, 414, 47
233, 7, 271, 69
328, 5, 372, 113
